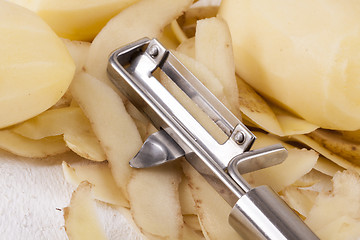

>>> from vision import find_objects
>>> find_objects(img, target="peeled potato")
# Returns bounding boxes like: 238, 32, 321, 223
9, 0, 139, 41
219, 0, 360, 130
0, 0, 75, 129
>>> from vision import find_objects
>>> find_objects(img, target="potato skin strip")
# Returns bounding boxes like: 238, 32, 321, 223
305, 171, 360, 239
182, 161, 242, 240
13, 107, 106, 162
85, 0, 193, 85
0, 130, 68, 158
195, 17, 241, 117
291, 134, 360, 174
127, 163, 183, 239
70, 72, 142, 196
62, 162, 129, 207
64, 181, 107, 240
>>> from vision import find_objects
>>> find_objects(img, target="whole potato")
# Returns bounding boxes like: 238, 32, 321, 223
219, 0, 360, 130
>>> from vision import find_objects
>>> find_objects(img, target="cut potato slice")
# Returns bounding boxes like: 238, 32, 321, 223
195, 17, 240, 116
70, 72, 142, 196
62, 162, 129, 207
85, 0, 193, 84
64, 181, 107, 240
0, 130, 68, 158
10, 0, 140, 41
0, 0, 75, 129
127, 163, 183, 239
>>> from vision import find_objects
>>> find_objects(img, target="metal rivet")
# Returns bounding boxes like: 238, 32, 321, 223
234, 131, 245, 145
148, 45, 159, 58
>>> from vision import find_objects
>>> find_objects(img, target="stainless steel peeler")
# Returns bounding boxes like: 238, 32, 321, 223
107, 38, 319, 240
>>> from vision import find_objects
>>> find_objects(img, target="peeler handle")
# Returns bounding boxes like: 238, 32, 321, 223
229, 185, 319, 240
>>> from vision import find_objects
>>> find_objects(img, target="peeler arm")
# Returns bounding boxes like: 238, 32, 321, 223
229, 185, 319, 240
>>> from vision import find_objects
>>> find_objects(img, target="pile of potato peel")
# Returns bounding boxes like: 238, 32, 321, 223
1, 0, 360, 239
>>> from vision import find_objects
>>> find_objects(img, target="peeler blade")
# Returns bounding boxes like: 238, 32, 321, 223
130, 130, 185, 168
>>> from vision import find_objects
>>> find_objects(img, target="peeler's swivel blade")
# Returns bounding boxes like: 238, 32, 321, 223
130, 130, 185, 168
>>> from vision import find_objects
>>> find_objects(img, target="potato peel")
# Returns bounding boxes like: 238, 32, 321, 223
0, 130, 68, 158
244, 132, 318, 192
70, 72, 143, 196
291, 134, 360, 174
64, 181, 107, 240
305, 170, 360, 239
127, 163, 183, 239
195, 17, 241, 117
85, 0, 193, 84
182, 161, 242, 240
62, 162, 129, 207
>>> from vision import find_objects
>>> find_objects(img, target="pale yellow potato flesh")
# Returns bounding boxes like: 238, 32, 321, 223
0, 0, 75, 129
9, 0, 140, 41
70, 72, 142, 196
64, 181, 107, 240
0, 130, 68, 158
62, 162, 129, 207
219, 0, 360, 130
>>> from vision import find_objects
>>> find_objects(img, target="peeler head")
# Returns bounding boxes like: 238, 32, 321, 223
106, 38, 319, 240
107, 38, 256, 169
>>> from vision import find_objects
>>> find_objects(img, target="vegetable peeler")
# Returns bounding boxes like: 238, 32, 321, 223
107, 38, 319, 240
